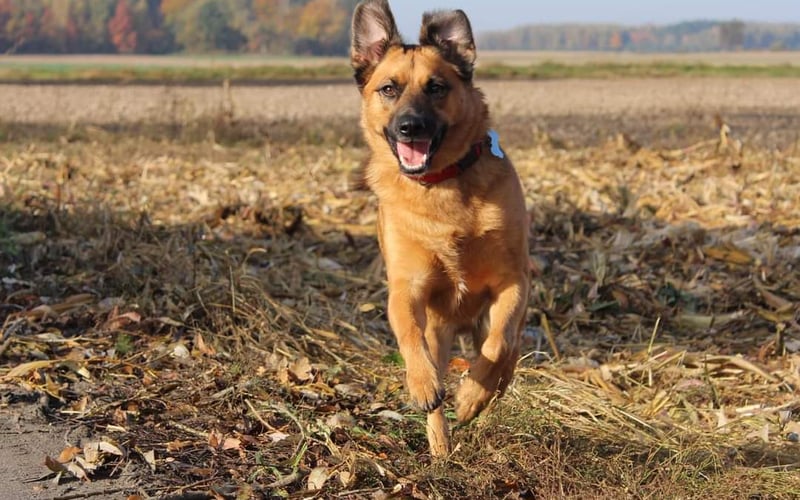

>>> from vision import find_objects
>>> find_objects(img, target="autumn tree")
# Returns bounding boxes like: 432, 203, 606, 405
108, 0, 137, 53
294, 0, 348, 55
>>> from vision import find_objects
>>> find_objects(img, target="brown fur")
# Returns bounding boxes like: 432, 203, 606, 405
351, 0, 530, 457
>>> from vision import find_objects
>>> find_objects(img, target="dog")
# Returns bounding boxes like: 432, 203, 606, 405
350, 0, 530, 457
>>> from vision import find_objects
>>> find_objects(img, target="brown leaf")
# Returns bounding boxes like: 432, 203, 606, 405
307, 466, 331, 491
703, 244, 752, 265
289, 357, 313, 382
208, 430, 222, 448
2, 360, 59, 380
104, 311, 142, 330
166, 440, 191, 452
45, 455, 67, 473
57, 446, 82, 463
194, 332, 216, 356
222, 437, 241, 450
448, 357, 470, 373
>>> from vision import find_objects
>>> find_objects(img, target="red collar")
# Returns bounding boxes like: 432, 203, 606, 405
405, 137, 487, 186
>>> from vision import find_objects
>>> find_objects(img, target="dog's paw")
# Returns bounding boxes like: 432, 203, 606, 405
454, 376, 494, 423
406, 360, 445, 412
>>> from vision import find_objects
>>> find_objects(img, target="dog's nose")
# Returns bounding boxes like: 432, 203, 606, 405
396, 115, 429, 140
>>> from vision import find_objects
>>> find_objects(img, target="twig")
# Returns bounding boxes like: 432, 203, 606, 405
540, 312, 561, 361
168, 421, 209, 439
0, 335, 13, 359
269, 403, 308, 466
45, 487, 132, 500
245, 399, 278, 432
264, 469, 301, 489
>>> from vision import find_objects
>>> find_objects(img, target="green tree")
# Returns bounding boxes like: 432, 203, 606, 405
133, 0, 175, 53
719, 20, 745, 50
67, 0, 114, 53
174, 0, 246, 52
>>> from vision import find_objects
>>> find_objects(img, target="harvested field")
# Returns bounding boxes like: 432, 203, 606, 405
2, 78, 800, 148
1, 77, 800, 499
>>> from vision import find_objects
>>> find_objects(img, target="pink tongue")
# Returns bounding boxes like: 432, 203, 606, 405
396, 140, 430, 166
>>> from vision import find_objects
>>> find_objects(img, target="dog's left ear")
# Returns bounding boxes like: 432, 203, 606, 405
419, 10, 476, 79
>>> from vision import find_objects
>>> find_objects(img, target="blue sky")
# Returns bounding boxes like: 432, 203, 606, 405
391, 0, 800, 37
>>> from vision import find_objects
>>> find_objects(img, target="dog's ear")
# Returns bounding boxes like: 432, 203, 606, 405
419, 10, 476, 79
351, 0, 403, 89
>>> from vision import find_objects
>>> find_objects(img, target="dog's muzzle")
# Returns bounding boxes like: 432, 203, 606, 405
384, 113, 446, 175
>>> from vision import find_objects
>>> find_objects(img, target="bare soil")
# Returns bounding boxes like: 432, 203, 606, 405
2, 78, 799, 148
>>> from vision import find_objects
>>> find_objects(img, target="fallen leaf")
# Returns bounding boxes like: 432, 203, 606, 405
171, 343, 191, 359
166, 440, 191, 452
66, 462, 90, 482
359, 303, 377, 313
56, 446, 81, 464
45, 456, 67, 473
95, 441, 124, 456
338, 470, 353, 487
307, 466, 331, 491
269, 431, 289, 443
704, 244, 752, 265
2, 360, 59, 380
448, 357, 470, 373
142, 450, 156, 472
222, 437, 241, 451
746, 424, 770, 443
208, 430, 222, 448
289, 357, 313, 382
334, 383, 363, 398
61, 360, 92, 380
715, 408, 729, 433
326, 412, 355, 429
194, 332, 216, 356
317, 257, 344, 271
377, 410, 404, 422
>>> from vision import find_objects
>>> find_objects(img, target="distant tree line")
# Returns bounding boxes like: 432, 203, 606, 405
0, 0, 359, 55
2, 2, 799, 55
479, 21, 800, 52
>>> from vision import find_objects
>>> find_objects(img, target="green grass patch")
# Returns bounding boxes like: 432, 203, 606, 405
0, 60, 798, 84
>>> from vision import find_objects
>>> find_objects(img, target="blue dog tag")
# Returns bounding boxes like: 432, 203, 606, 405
488, 129, 505, 159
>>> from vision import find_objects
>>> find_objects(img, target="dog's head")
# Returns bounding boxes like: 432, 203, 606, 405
351, 0, 485, 176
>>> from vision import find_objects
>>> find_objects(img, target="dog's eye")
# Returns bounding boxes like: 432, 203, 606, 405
427, 82, 449, 97
379, 84, 398, 98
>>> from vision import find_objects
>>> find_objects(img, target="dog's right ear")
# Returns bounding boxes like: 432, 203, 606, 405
351, 0, 402, 90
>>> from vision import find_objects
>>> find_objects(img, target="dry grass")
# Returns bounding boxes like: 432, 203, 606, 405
1, 83, 800, 498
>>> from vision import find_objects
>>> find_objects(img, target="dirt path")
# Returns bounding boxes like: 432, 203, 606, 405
0, 395, 138, 499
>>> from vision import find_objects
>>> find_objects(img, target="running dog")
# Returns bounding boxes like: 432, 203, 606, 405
350, 0, 530, 457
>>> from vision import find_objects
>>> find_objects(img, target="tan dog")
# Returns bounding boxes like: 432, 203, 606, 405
350, 0, 530, 457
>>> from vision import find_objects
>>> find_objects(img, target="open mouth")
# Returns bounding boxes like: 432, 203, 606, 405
385, 127, 446, 175
396, 140, 431, 172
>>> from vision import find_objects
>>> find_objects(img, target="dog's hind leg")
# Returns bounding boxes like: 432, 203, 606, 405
455, 277, 527, 423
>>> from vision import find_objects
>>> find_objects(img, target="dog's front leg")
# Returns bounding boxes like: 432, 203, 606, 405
455, 276, 528, 423
387, 284, 445, 412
